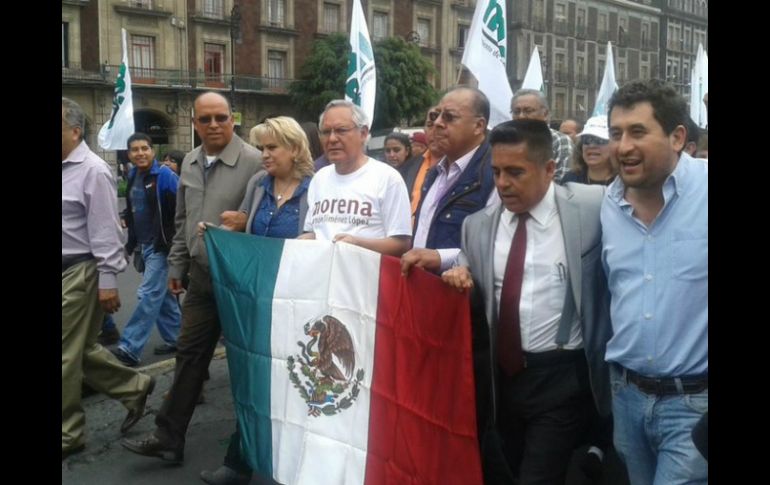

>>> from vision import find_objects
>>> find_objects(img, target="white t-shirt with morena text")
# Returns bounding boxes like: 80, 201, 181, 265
304, 157, 412, 241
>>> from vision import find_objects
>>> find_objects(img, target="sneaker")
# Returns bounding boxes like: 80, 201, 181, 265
98, 327, 121, 346
154, 343, 178, 355
110, 347, 139, 367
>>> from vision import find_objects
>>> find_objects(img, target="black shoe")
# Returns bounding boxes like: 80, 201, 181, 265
121, 433, 184, 464
110, 347, 139, 367
154, 343, 178, 355
200, 466, 251, 485
62, 444, 85, 461
98, 327, 121, 346
121, 376, 156, 434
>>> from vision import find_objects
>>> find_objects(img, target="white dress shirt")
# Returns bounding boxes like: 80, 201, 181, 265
493, 183, 582, 352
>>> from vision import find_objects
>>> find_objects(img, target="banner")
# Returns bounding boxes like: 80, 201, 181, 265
98, 28, 135, 150
345, 0, 377, 126
521, 47, 544, 91
205, 229, 482, 485
461, 0, 513, 127
592, 41, 617, 117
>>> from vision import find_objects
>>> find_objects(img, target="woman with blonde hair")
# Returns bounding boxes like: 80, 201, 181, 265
197, 115, 314, 483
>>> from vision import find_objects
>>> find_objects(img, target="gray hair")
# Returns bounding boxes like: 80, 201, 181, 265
318, 99, 369, 129
62, 97, 86, 140
512, 89, 549, 111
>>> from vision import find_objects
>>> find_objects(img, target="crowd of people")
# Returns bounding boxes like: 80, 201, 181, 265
62, 77, 707, 485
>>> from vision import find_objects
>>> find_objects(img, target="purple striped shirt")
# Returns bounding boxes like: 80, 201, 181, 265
62, 141, 126, 289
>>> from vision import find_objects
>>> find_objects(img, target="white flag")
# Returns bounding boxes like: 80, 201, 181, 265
98, 29, 135, 150
461, 0, 513, 128
345, 0, 376, 126
521, 47, 544, 91
689, 44, 708, 128
593, 41, 618, 117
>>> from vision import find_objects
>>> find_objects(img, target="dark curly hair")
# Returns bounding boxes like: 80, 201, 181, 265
608, 79, 688, 135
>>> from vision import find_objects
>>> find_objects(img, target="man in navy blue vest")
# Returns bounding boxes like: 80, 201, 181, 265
400, 86, 495, 276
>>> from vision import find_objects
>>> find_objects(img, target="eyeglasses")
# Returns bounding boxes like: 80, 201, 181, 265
196, 114, 230, 125
511, 107, 544, 117
428, 109, 465, 124
581, 135, 609, 146
319, 125, 359, 138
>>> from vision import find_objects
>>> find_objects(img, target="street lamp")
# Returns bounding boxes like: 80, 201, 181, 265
230, 3, 241, 112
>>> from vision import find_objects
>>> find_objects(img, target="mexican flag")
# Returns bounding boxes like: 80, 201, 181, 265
204, 228, 482, 485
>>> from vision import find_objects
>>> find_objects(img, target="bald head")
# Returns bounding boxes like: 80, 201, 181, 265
193, 92, 234, 154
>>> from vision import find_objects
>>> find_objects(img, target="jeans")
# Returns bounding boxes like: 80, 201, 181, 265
118, 244, 181, 362
102, 314, 116, 331
610, 365, 708, 485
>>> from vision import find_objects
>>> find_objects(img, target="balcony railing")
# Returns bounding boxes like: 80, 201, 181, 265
574, 73, 590, 87
553, 19, 570, 36
553, 69, 569, 84
62, 65, 295, 94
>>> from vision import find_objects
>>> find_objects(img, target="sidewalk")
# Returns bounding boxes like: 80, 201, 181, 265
62, 346, 243, 485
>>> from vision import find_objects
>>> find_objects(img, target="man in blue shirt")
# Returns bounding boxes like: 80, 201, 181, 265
110, 132, 181, 367
602, 80, 708, 484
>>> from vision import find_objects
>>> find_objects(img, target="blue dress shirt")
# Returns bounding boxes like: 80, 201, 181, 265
601, 153, 708, 377
250, 176, 310, 239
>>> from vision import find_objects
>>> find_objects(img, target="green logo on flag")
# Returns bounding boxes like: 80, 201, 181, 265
107, 63, 128, 129
345, 52, 361, 105
287, 315, 364, 417
483, 0, 506, 59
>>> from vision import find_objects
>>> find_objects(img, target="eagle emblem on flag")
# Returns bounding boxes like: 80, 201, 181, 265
287, 315, 365, 417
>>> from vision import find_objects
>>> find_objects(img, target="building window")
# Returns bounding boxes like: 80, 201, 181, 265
202, 0, 223, 18
576, 56, 585, 75
576, 94, 586, 115
618, 62, 626, 82
322, 2, 340, 33
373, 11, 389, 41
641, 23, 650, 48
204, 43, 225, 83
458, 24, 469, 48
641, 65, 649, 79
598, 60, 605, 81
554, 92, 566, 119
131, 35, 155, 78
268, 50, 286, 80
268, 0, 286, 27
555, 3, 566, 21
577, 9, 586, 27
129, 0, 152, 8
62, 22, 69, 68
417, 18, 431, 47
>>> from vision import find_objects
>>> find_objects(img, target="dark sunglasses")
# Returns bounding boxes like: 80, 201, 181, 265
582, 135, 608, 146
428, 109, 462, 124
196, 114, 230, 125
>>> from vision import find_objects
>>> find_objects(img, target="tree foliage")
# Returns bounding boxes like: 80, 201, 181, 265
372, 37, 438, 129
289, 34, 349, 122
290, 35, 438, 129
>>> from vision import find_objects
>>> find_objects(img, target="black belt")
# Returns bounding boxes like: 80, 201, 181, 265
62, 253, 94, 273
623, 366, 708, 396
522, 348, 583, 369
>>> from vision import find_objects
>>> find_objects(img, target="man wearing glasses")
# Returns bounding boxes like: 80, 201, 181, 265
511, 89, 575, 184
400, 86, 496, 276
300, 99, 412, 257
122, 91, 262, 463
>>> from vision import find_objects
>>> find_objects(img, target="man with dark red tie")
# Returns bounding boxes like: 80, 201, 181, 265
442, 119, 612, 484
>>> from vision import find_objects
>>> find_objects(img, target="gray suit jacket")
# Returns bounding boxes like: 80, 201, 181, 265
240, 170, 309, 235
459, 182, 612, 419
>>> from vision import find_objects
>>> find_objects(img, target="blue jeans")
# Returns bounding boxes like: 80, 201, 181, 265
610, 365, 707, 485
102, 314, 116, 331
118, 244, 181, 362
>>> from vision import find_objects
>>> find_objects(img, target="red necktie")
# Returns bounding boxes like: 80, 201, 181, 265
497, 212, 529, 376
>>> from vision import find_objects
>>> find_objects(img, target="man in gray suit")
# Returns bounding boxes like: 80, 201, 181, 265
122, 92, 262, 464
443, 119, 612, 484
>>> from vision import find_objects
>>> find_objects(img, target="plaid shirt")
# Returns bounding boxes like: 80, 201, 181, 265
550, 128, 574, 184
